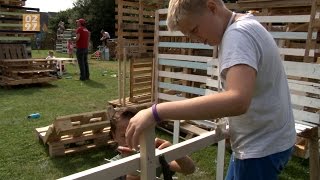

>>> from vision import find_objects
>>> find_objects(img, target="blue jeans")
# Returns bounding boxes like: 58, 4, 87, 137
76, 48, 89, 80
225, 147, 293, 180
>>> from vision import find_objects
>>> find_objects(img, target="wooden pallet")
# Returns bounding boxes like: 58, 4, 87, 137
35, 110, 113, 157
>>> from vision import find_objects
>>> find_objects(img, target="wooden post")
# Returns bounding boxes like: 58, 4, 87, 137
216, 119, 227, 180
152, 10, 160, 103
173, 121, 180, 144
117, 0, 124, 60
309, 127, 320, 180
138, 0, 144, 57
140, 127, 156, 180
304, 0, 318, 62
123, 47, 127, 106
118, 50, 122, 105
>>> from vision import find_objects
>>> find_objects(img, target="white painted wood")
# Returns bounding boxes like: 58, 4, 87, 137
158, 8, 168, 14
158, 54, 214, 63
216, 140, 225, 180
140, 127, 156, 180
173, 121, 180, 144
159, 59, 208, 70
158, 93, 187, 102
206, 78, 220, 89
159, 82, 205, 96
159, 42, 213, 50
288, 79, 320, 95
279, 48, 314, 57
60, 130, 225, 180
291, 94, 320, 109
269, 32, 317, 40
159, 30, 184, 36
284, 61, 320, 80
255, 15, 311, 23
207, 66, 220, 76
293, 109, 320, 126
159, 71, 207, 83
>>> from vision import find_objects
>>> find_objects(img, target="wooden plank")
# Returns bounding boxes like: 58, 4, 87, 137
255, 15, 311, 23
284, 61, 320, 80
58, 130, 224, 180
159, 71, 208, 83
159, 59, 207, 70
159, 42, 213, 50
159, 31, 184, 37
288, 79, 320, 95
159, 82, 206, 96
158, 93, 187, 102
291, 94, 320, 109
279, 48, 314, 57
293, 109, 319, 126
269, 32, 317, 40
158, 54, 215, 63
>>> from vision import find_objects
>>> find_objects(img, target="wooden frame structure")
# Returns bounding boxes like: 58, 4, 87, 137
0, 0, 39, 58
115, 0, 161, 59
62, 3, 319, 180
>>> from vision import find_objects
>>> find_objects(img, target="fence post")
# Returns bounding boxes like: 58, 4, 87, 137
140, 126, 156, 179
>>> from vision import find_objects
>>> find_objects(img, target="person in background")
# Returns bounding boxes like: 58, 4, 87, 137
109, 107, 195, 180
100, 29, 110, 47
75, 18, 90, 81
67, 39, 74, 58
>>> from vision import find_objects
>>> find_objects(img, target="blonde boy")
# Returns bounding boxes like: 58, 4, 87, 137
125, 0, 296, 179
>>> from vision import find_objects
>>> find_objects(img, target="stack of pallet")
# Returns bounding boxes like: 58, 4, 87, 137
0, 0, 39, 58
35, 110, 114, 157
55, 29, 76, 54
0, 44, 56, 86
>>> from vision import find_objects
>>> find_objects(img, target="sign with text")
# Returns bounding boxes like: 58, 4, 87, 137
23, 14, 40, 31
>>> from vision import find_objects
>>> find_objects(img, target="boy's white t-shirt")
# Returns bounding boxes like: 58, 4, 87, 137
219, 14, 296, 159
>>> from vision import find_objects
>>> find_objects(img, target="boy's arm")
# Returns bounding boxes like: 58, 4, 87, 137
126, 64, 257, 149
155, 138, 195, 175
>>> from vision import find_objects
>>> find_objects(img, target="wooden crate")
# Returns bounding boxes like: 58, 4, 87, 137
35, 110, 114, 157
0, 44, 57, 86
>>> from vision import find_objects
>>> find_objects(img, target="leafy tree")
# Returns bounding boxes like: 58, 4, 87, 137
73, 0, 116, 49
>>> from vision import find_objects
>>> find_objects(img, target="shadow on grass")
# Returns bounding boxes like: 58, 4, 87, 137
83, 80, 106, 89
0, 83, 58, 95
50, 147, 117, 178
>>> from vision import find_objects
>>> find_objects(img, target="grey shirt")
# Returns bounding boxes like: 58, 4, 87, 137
219, 14, 296, 159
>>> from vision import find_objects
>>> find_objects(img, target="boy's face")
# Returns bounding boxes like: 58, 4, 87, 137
178, 2, 226, 46
113, 119, 129, 147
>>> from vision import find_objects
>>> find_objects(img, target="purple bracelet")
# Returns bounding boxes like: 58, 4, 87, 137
152, 104, 162, 123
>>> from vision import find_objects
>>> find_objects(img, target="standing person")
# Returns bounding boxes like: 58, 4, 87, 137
75, 18, 90, 81
67, 39, 74, 58
100, 29, 110, 47
125, 0, 296, 180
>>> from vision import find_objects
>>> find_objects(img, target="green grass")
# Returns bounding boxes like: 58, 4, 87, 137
0, 50, 309, 180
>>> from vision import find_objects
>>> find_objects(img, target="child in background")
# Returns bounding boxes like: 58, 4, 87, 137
108, 107, 195, 180
46, 50, 64, 77
67, 39, 74, 58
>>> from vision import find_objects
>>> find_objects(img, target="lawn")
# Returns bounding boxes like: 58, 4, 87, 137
0, 50, 309, 180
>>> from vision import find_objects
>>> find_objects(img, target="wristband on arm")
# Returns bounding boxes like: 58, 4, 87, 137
152, 104, 162, 123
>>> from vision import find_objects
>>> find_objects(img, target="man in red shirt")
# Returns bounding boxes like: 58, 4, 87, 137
75, 18, 90, 81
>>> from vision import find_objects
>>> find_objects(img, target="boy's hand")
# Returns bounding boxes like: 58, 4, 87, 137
117, 146, 136, 155
155, 138, 172, 150
125, 108, 157, 150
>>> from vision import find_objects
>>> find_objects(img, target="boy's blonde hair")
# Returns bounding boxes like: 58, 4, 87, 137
167, 0, 224, 31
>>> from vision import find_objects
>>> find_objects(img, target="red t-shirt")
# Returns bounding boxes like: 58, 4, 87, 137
76, 26, 90, 49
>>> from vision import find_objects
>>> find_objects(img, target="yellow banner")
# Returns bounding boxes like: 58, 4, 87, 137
23, 14, 40, 31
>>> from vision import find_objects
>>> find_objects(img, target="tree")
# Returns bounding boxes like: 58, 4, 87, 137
73, 0, 116, 49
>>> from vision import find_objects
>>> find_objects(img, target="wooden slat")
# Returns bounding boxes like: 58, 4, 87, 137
159, 42, 213, 50
159, 71, 207, 83
158, 93, 187, 102
269, 32, 317, 40
291, 94, 320, 109
279, 48, 314, 57
159, 59, 207, 70
284, 61, 320, 80
293, 109, 320, 126
158, 54, 215, 63
288, 79, 320, 95
159, 82, 205, 96
255, 15, 311, 23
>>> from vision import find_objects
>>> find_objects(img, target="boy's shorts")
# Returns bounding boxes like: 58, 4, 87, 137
225, 147, 293, 180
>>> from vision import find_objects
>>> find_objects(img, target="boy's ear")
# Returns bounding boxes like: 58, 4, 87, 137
207, 0, 217, 14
